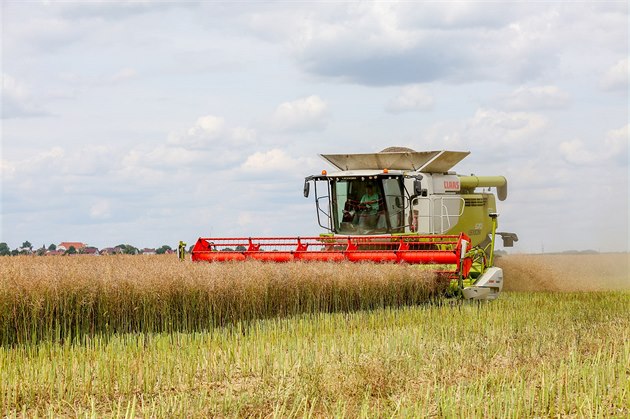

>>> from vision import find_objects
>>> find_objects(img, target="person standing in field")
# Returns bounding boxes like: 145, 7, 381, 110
178, 241, 187, 261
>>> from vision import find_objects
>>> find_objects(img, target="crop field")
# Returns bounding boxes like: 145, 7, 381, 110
1, 254, 628, 417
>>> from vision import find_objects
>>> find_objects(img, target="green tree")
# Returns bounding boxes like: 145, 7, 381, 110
0, 243, 10, 256
36, 245, 46, 256
65, 246, 77, 255
21, 241, 32, 250
156, 245, 172, 255
116, 244, 139, 255
48, 243, 57, 251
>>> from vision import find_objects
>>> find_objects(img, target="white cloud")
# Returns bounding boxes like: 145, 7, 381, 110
192, 115, 225, 136
465, 108, 548, 149
418, 108, 549, 164
109, 67, 137, 83
168, 115, 225, 148
241, 149, 301, 172
1, 73, 46, 118
2, 145, 120, 180
90, 199, 112, 220
64, 146, 117, 176
126, 145, 202, 169
3, 146, 130, 204
385, 85, 434, 113
558, 140, 596, 165
12, 147, 65, 176
501, 85, 570, 110
166, 115, 257, 151
559, 124, 629, 165
271, 95, 329, 132
231, 127, 257, 144
251, 3, 626, 87
283, 3, 563, 85
53, 67, 138, 87
0, 159, 17, 180
601, 58, 629, 91
237, 211, 254, 226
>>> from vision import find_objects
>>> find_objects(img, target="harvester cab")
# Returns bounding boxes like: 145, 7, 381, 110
304, 149, 514, 247
191, 148, 518, 301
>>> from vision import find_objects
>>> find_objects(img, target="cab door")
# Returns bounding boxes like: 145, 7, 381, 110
382, 178, 405, 233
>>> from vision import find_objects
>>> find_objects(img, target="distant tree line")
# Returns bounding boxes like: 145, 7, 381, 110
0, 241, 34, 256
0, 242, 174, 256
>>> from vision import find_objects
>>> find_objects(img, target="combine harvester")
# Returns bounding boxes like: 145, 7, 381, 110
192, 148, 517, 300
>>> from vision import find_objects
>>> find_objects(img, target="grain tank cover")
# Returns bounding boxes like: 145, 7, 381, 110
420, 151, 470, 173
320, 150, 438, 171
320, 150, 469, 172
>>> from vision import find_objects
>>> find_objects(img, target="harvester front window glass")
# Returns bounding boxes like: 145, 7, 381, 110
382, 178, 405, 233
331, 177, 404, 235
331, 179, 352, 233
335, 180, 349, 225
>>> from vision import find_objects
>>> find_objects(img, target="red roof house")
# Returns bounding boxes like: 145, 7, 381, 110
57, 242, 86, 251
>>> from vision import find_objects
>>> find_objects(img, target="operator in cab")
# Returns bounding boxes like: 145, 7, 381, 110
358, 183, 380, 227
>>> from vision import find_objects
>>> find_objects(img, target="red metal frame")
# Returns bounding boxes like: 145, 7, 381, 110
191, 234, 472, 276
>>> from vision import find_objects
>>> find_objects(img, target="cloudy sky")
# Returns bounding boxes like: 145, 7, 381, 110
1, 1, 628, 253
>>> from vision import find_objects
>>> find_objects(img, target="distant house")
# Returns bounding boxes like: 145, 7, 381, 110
100, 247, 122, 255
45, 250, 64, 256
57, 242, 86, 252
81, 247, 100, 255
141, 248, 156, 255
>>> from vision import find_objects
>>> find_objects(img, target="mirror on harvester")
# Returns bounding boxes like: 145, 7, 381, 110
414, 176, 427, 197
303, 180, 310, 198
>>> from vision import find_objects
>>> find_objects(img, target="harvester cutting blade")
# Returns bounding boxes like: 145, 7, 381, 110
191, 234, 473, 277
